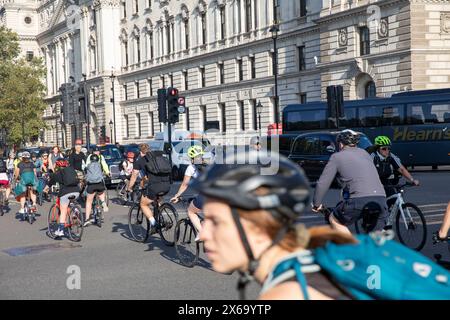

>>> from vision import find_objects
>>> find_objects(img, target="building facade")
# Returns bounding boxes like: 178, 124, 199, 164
1, 0, 450, 147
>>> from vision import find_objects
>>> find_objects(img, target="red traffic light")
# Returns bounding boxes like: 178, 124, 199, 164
168, 88, 178, 96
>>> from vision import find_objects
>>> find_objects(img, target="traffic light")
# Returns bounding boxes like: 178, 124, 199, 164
327, 85, 345, 119
157, 88, 168, 123
167, 87, 180, 124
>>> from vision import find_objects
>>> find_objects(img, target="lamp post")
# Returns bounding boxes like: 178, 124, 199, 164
110, 70, 117, 145
109, 120, 113, 144
256, 100, 263, 139
269, 24, 280, 130
82, 73, 90, 150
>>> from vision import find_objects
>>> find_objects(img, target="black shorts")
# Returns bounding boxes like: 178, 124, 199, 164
86, 183, 106, 194
143, 183, 170, 200
332, 196, 388, 231
191, 195, 204, 210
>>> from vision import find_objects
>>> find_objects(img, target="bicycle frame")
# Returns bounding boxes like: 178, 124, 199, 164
386, 189, 412, 230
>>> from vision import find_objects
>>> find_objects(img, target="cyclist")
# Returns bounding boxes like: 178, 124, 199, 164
171, 145, 207, 241
371, 135, 419, 207
49, 146, 63, 172
190, 150, 360, 299
31, 152, 43, 177
433, 202, 450, 244
120, 152, 135, 180
84, 153, 109, 226
0, 156, 11, 204
14, 151, 39, 216
249, 136, 261, 151
69, 139, 86, 173
41, 152, 50, 174
13, 152, 22, 170
6, 151, 15, 183
127, 143, 171, 231
85, 146, 109, 176
311, 130, 388, 235
45, 159, 80, 238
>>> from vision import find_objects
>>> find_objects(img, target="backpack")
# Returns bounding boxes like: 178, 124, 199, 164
373, 154, 394, 181
61, 166, 79, 187
0, 160, 6, 173
85, 161, 104, 184
144, 151, 171, 176
263, 232, 450, 300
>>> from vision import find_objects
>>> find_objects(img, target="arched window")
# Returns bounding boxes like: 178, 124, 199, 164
88, 37, 97, 72
365, 81, 376, 98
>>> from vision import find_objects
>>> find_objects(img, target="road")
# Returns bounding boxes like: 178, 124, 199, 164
0, 170, 449, 300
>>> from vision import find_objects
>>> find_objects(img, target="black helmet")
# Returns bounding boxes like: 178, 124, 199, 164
191, 150, 311, 299
191, 152, 311, 221
337, 129, 360, 146
90, 154, 100, 162
92, 146, 100, 152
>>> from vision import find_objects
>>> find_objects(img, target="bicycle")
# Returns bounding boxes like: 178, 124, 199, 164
91, 192, 104, 228
128, 191, 178, 246
48, 195, 84, 241
354, 182, 427, 251
173, 197, 205, 267
115, 176, 129, 204
22, 184, 37, 224
0, 184, 8, 217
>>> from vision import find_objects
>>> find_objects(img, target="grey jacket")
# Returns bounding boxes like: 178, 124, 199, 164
313, 147, 386, 206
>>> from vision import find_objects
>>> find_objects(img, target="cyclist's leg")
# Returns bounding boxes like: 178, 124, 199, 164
438, 202, 450, 239
189, 196, 203, 233
85, 187, 96, 221
140, 195, 154, 221
19, 195, 26, 211
30, 189, 37, 206
59, 195, 71, 229
329, 200, 357, 236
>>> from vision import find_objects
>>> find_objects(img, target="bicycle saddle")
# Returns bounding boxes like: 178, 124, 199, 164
361, 202, 383, 233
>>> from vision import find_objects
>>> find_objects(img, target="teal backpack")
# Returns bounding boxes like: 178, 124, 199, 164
263, 232, 450, 300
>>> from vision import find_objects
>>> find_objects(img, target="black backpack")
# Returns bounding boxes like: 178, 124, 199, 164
144, 151, 171, 176
61, 166, 79, 187
373, 154, 394, 181
0, 160, 6, 173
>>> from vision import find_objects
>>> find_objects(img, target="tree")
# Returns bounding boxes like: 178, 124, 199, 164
0, 26, 47, 147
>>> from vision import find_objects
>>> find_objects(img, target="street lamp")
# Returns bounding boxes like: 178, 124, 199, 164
109, 69, 117, 145
256, 100, 263, 139
82, 73, 90, 150
109, 120, 113, 144
269, 24, 280, 129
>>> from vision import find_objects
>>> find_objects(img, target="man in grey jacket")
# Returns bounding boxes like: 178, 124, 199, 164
311, 130, 388, 235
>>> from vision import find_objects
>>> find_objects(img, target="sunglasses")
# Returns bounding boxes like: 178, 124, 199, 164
380, 147, 391, 151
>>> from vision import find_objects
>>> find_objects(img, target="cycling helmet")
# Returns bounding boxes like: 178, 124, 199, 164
17, 152, 23, 158
81, 148, 88, 154
90, 154, 100, 162
55, 158, 69, 168
191, 150, 311, 299
22, 151, 31, 159
126, 151, 135, 159
337, 129, 360, 146
42, 152, 49, 157
374, 135, 392, 147
187, 145, 204, 159
92, 146, 100, 152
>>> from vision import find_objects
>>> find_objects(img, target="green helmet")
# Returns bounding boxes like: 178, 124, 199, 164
187, 145, 204, 159
374, 135, 392, 146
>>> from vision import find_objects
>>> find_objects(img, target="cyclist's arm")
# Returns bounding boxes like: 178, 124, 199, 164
101, 157, 110, 176
127, 169, 140, 192
14, 167, 20, 180
313, 156, 338, 207
173, 175, 191, 199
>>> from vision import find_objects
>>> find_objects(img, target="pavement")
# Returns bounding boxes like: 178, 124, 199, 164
0, 170, 449, 300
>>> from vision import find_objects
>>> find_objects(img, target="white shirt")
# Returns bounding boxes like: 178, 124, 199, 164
121, 160, 134, 175
0, 172, 8, 181
184, 164, 199, 179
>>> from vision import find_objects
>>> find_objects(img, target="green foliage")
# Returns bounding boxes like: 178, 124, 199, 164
0, 26, 47, 146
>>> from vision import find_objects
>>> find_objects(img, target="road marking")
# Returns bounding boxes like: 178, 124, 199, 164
418, 203, 448, 208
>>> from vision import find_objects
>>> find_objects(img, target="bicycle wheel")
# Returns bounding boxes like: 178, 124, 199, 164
174, 218, 199, 267
48, 204, 60, 238
0, 190, 4, 217
395, 203, 427, 251
95, 206, 103, 228
68, 204, 84, 242
128, 204, 149, 242
157, 203, 178, 246
116, 181, 126, 200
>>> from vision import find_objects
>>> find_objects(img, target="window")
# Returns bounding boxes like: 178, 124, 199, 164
149, 31, 154, 59
135, 81, 140, 99
169, 74, 174, 87
359, 106, 382, 127
299, 0, 307, 17
186, 107, 190, 130
318, 136, 337, 155
147, 0, 152, 9
92, 9, 96, 26
238, 59, 243, 81
148, 79, 152, 96
249, 57, 256, 79
431, 103, 450, 123
123, 84, 128, 100
220, 103, 227, 133
92, 88, 96, 104
239, 101, 245, 131
220, 6, 226, 40
292, 136, 320, 155
407, 103, 450, 124
184, 20, 190, 49
298, 46, 306, 71
136, 114, 142, 137
299, 93, 307, 104
26, 51, 34, 61
360, 27, 370, 56
166, 21, 171, 54
134, 0, 138, 14
161, 75, 165, 88
149, 112, 154, 136
285, 110, 327, 131
201, 12, 207, 45
237, 0, 242, 33
341, 108, 360, 127
245, 0, 252, 32
382, 105, 404, 125
200, 67, 205, 88
251, 99, 257, 130
122, 1, 126, 19
124, 115, 129, 137
365, 81, 376, 98
218, 63, 224, 84
124, 40, 129, 66
200, 105, 207, 130
136, 35, 141, 63
183, 71, 188, 90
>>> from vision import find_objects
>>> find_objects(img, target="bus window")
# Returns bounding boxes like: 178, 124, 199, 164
341, 108, 359, 127
382, 105, 404, 125
359, 106, 382, 127
406, 105, 425, 124
285, 110, 327, 131
430, 103, 450, 123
